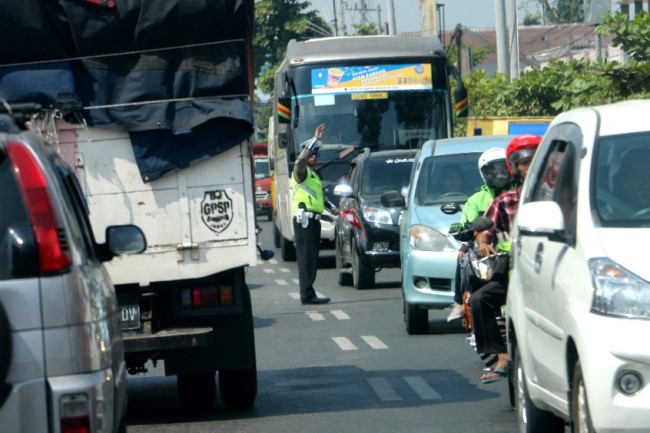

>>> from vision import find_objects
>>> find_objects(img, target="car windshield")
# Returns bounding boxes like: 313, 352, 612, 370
594, 132, 650, 226
360, 154, 415, 195
414, 153, 484, 205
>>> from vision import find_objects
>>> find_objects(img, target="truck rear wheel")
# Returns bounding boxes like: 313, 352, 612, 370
177, 371, 216, 412
219, 365, 257, 409
280, 235, 296, 262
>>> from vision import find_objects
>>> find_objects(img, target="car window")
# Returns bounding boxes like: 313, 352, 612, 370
361, 155, 414, 195
0, 151, 32, 280
414, 153, 483, 205
594, 131, 650, 226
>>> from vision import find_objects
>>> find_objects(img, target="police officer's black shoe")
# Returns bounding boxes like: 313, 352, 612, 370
301, 296, 331, 305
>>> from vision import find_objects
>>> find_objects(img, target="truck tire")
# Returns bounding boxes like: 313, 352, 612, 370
219, 365, 257, 409
0, 302, 11, 388
273, 222, 281, 248
280, 235, 296, 262
177, 371, 216, 413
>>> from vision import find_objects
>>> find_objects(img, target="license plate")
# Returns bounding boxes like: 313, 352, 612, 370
120, 305, 141, 330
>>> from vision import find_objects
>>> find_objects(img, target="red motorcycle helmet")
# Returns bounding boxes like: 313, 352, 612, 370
506, 134, 542, 180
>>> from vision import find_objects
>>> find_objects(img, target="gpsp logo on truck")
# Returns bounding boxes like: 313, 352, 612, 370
201, 190, 233, 233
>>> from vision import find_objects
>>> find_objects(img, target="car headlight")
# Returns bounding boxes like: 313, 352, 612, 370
362, 205, 393, 225
408, 224, 455, 252
590, 258, 650, 319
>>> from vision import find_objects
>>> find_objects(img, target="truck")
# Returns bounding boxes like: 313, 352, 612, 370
270, 35, 468, 261
0, 1, 258, 412
253, 142, 273, 221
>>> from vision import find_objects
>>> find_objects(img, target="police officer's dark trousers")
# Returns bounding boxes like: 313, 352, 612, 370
293, 217, 321, 302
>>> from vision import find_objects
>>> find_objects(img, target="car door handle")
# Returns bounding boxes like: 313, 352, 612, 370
534, 243, 544, 273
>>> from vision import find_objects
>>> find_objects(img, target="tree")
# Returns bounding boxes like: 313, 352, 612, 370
253, 0, 332, 94
597, 11, 650, 62
535, 0, 583, 24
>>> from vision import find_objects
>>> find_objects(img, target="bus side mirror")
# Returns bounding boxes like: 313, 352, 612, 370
454, 85, 468, 119
277, 96, 291, 124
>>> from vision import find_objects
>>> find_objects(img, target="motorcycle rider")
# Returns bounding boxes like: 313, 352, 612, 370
447, 147, 512, 322
471, 134, 541, 384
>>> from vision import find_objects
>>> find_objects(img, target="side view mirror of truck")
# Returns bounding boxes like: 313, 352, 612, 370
98, 225, 147, 262
277, 96, 291, 125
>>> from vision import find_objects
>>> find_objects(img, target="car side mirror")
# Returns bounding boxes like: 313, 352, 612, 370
381, 190, 405, 208
516, 201, 565, 241
98, 225, 147, 262
333, 184, 353, 197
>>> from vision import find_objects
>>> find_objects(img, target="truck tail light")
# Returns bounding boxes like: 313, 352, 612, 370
60, 393, 90, 433
184, 284, 234, 308
7, 140, 71, 274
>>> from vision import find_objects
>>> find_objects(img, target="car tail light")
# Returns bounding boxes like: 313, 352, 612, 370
7, 140, 71, 273
60, 393, 90, 433
342, 209, 365, 233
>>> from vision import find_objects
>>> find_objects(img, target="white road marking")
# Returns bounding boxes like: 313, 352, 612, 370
288, 292, 299, 300
367, 377, 401, 401
292, 278, 299, 285
276, 280, 289, 286
263, 268, 275, 274
361, 335, 388, 349
279, 268, 291, 273
403, 376, 442, 400
306, 311, 326, 321
332, 337, 358, 351
269, 259, 278, 265
330, 310, 350, 320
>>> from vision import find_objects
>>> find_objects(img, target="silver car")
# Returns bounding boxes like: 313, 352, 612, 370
0, 111, 145, 433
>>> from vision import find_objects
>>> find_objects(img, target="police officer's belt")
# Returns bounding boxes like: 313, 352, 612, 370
302, 212, 321, 220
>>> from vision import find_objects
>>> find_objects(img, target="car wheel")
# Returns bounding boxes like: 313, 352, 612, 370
571, 361, 595, 433
177, 371, 217, 412
0, 302, 11, 388
280, 235, 296, 262
335, 236, 352, 286
404, 301, 428, 335
514, 347, 564, 433
351, 239, 375, 290
273, 222, 281, 248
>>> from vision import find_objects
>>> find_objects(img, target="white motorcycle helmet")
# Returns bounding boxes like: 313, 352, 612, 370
478, 147, 510, 190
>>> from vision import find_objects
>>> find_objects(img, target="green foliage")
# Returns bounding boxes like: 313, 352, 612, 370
351, 23, 380, 36
597, 11, 650, 62
535, 0, 583, 24
253, 0, 332, 93
461, 10, 650, 129
522, 12, 542, 26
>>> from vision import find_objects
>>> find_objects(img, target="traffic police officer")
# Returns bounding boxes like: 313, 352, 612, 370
292, 124, 339, 305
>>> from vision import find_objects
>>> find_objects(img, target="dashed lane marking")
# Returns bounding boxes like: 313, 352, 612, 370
330, 310, 350, 320
292, 278, 299, 285
305, 311, 326, 321
263, 268, 275, 274
367, 377, 401, 401
277, 279, 289, 286
279, 268, 291, 273
332, 337, 358, 351
288, 292, 299, 299
403, 376, 442, 400
269, 259, 278, 265
360, 335, 388, 349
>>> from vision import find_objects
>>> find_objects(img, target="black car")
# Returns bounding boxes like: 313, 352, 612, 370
333, 149, 416, 289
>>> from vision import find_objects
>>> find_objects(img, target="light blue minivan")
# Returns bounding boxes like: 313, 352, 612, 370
389, 136, 513, 334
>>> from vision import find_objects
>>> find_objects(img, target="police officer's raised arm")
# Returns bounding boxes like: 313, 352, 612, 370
293, 124, 324, 183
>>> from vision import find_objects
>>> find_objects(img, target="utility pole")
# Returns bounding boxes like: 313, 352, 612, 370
386, 0, 396, 35
339, 0, 347, 35
332, 0, 339, 36
495, 0, 509, 75
507, 0, 519, 79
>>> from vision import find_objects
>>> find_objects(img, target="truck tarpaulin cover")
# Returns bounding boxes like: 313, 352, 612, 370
0, 0, 254, 182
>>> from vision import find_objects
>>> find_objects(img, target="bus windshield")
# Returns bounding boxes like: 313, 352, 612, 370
290, 62, 450, 159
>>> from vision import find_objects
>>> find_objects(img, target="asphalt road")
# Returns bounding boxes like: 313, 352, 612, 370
125, 220, 521, 433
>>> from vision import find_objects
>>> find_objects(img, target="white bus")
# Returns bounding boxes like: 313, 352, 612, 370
271, 35, 468, 261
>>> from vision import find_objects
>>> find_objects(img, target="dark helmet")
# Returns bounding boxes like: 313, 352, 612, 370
506, 134, 542, 180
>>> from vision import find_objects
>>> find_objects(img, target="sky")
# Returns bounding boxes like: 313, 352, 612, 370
307, 0, 541, 33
